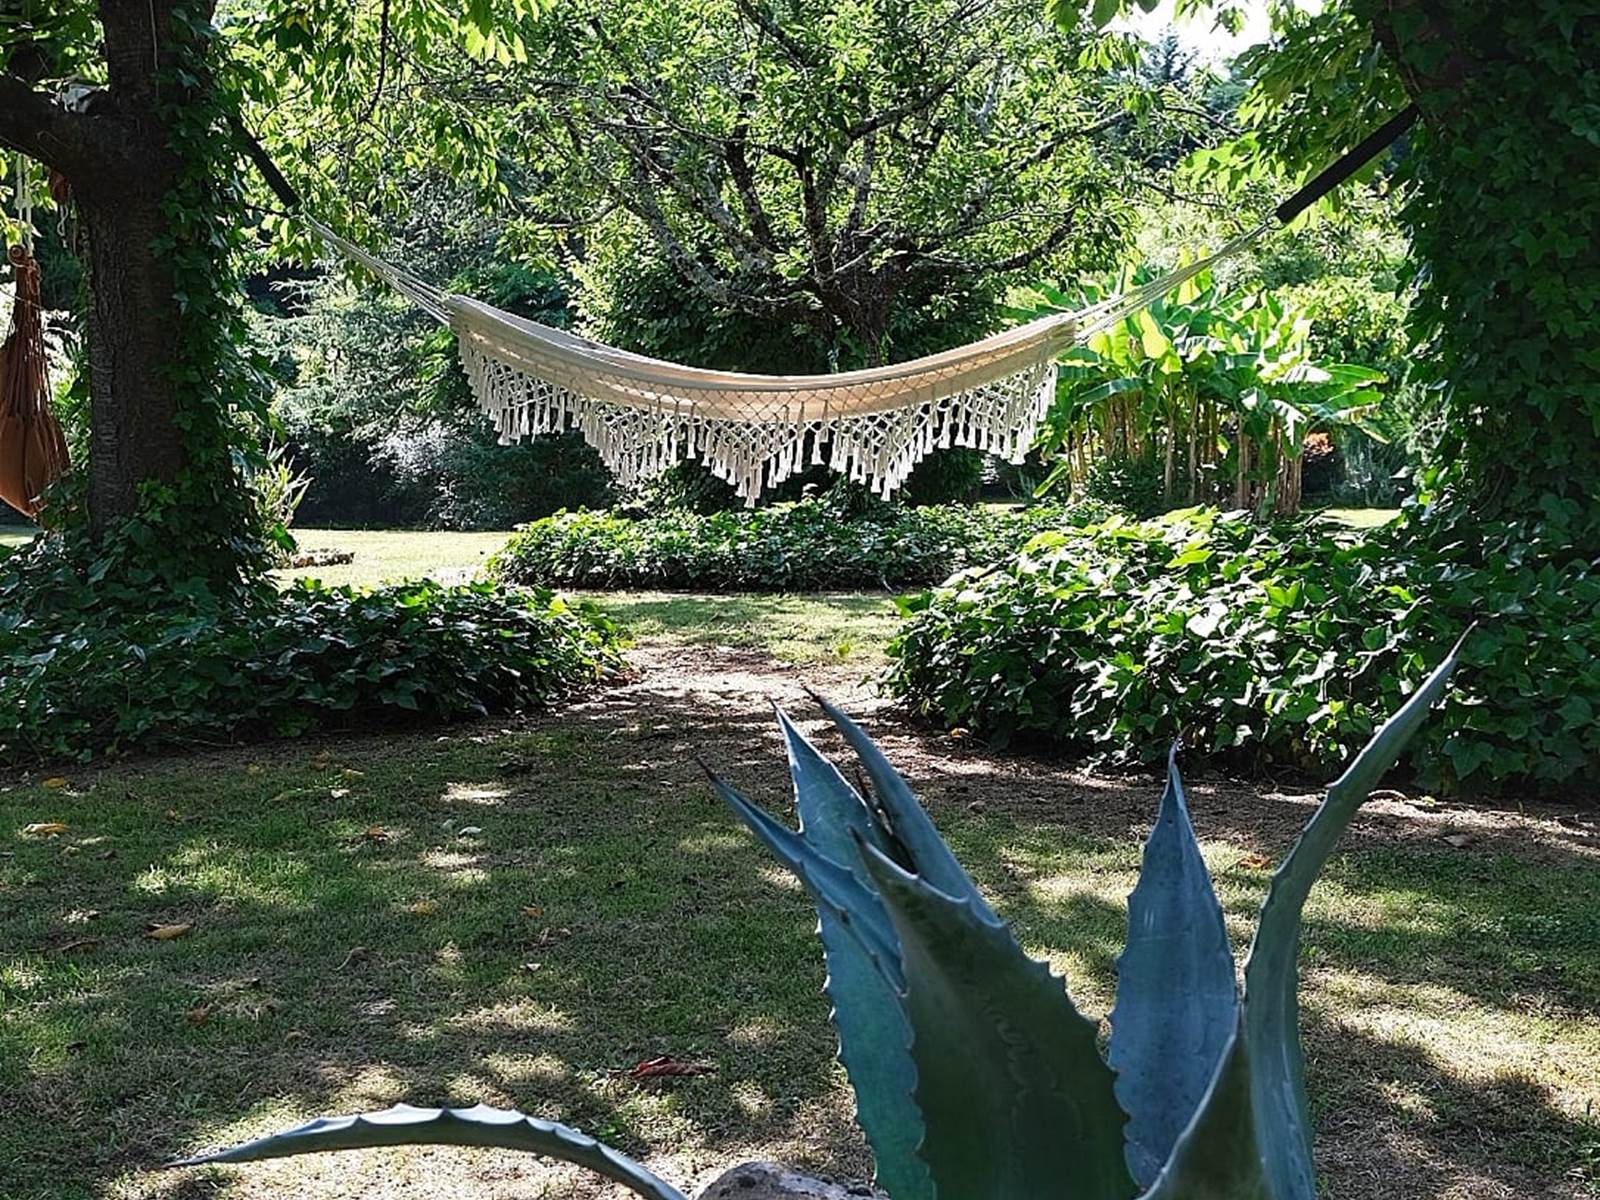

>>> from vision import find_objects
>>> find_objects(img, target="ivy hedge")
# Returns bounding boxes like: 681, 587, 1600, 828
886, 502, 1599, 795
0, 538, 623, 764
485, 498, 1113, 592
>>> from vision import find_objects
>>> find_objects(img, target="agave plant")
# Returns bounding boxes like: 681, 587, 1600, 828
173, 635, 1464, 1199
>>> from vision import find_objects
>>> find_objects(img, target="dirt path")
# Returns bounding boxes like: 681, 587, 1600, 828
590, 639, 1599, 869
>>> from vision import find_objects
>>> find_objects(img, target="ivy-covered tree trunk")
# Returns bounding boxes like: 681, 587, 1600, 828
1, 0, 256, 573
1363, 0, 1600, 524
72, 0, 191, 535
77, 186, 188, 532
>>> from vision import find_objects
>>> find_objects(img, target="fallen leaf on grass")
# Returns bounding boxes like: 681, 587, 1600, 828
145, 923, 193, 941
340, 769, 365, 782
624, 1055, 715, 1081
23, 822, 68, 836
41, 777, 68, 790
185, 1005, 213, 1025
1442, 833, 1476, 849
406, 900, 436, 916
533, 927, 572, 947
521, 904, 542, 918
1238, 852, 1273, 870
330, 788, 351, 800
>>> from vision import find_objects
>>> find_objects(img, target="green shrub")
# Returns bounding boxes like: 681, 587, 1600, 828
887, 501, 1600, 794
1079, 455, 1169, 517
900, 449, 987, 505
487, 498, 1113, 592
0, 539, 623, 763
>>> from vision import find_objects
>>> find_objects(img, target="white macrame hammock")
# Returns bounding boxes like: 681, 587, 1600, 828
307, 218, 1267, 504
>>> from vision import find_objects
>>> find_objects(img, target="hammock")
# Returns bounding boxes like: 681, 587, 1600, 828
294, 106, 1418, 504
311, 219, 1267, 503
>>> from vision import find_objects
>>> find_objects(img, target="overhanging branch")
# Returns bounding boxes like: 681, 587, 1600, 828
0, 74, 103, 176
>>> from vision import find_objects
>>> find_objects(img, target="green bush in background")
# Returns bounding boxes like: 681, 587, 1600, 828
887, 502, 1599, 795
487, 498, 1113, 592
0, 536, 622, 763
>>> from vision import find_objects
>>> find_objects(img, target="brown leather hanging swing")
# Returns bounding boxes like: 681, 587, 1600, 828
0, 242, 71, 518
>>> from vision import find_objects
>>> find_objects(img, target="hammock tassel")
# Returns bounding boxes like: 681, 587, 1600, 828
0, 243, 70, 519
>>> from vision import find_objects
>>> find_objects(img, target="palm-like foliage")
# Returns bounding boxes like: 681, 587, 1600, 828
1022, 267, 1387, 516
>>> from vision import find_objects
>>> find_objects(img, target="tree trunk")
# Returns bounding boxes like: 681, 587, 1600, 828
76, 175, 188, 534
0, 0, 210, 538
75, 0, 198, 535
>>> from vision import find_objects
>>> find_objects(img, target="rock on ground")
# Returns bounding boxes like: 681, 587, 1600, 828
697, 1162, 884, 1200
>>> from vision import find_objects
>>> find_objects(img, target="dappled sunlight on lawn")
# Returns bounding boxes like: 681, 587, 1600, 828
2, 634, 1595, 1199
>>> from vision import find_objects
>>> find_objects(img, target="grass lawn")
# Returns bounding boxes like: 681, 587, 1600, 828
577, 591, 901, 668
1320, 506, 1402, 529
274, 528, 515, 589
276, 528, 902, 668
4, 517, 1592, 1199
2, 660, 1596, 1200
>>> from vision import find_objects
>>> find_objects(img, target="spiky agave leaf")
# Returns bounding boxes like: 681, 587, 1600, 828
810, 690, 1001, 924
858, 838, 1137, 1200
172, 1102, 689, 1200
708, 772, 902, 983
1109, 748, 1238, 1188
774, 707, 934, 1200
1241, 630, 1469, 1200
1140, 1018, 1270, 1200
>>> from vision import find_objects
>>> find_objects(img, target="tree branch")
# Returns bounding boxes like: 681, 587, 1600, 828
619, 149, 812, 321
358, 0, 393, 126
0, 74, 103, 176
844, 46, 989, 140
724, 85, 779, 252
839, 128, 875, 248
907, 212, 1078, 280
732, 0, 820, 70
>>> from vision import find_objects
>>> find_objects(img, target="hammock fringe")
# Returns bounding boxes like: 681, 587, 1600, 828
460, 338, 1059, 504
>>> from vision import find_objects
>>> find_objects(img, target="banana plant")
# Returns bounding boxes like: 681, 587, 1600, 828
171, 633, 1465, 1199
1020, 266, 1386, 516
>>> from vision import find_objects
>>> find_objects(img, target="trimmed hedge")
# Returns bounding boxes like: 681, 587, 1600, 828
0, 539, 623, 762
886, 503, 1600, 795
486, 498, 1112, 592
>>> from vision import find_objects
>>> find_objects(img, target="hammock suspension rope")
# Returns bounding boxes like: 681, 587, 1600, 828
276, 106, 1420, 505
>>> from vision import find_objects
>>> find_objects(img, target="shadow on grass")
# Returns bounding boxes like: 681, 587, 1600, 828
1, 681, 1594, 1200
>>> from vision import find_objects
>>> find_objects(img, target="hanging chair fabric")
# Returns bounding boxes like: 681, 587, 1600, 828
0, 244, 70, 519
307, 218, 1267, 503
